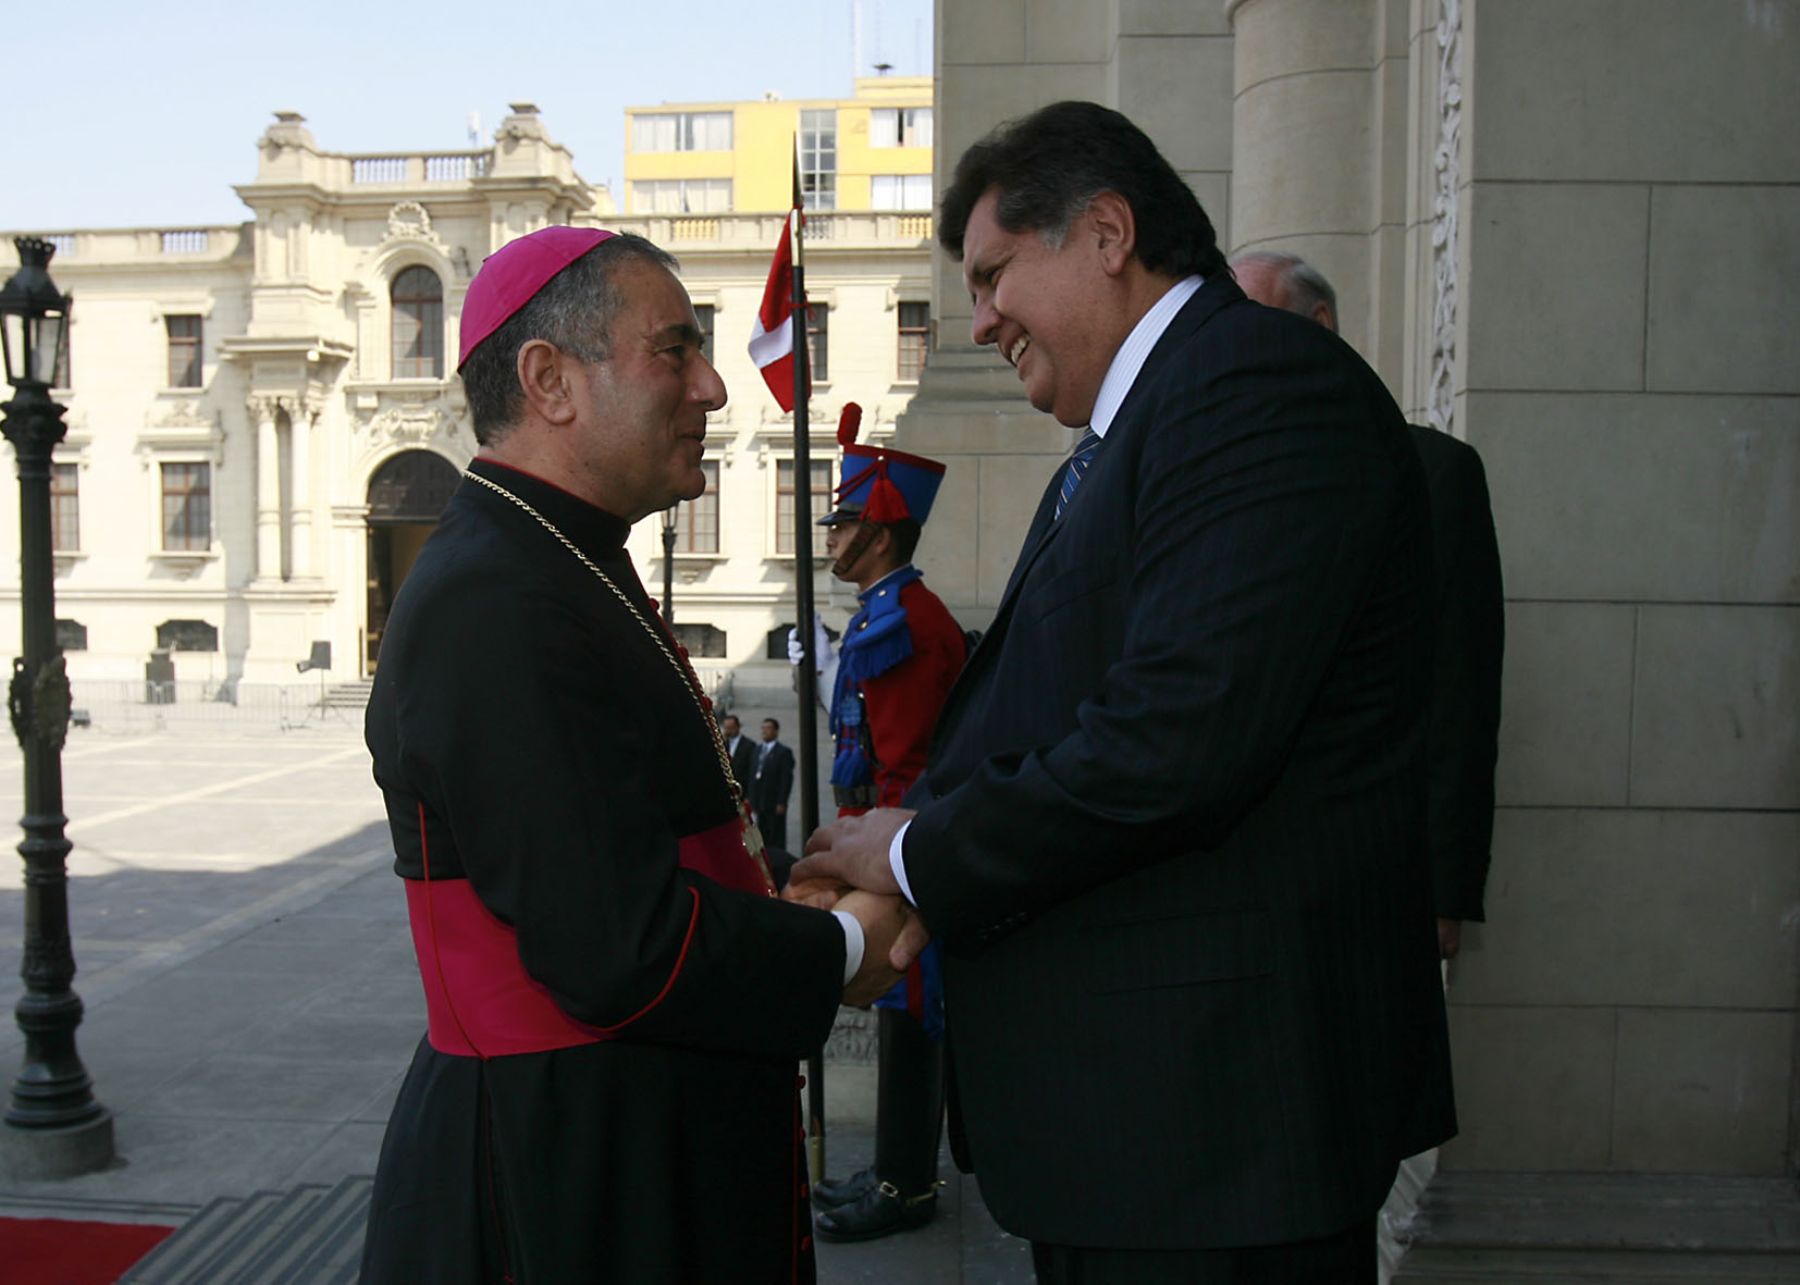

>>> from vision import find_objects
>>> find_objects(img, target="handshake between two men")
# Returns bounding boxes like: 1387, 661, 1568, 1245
784, 807, 933, 1007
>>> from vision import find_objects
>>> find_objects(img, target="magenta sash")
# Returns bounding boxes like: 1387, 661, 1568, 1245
407, 815, 772, 1058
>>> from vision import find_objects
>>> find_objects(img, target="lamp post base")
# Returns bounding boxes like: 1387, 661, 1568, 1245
0, 1107, 114, 1180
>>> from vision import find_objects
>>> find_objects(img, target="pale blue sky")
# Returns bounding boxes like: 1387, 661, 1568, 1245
8, 0, 933, 231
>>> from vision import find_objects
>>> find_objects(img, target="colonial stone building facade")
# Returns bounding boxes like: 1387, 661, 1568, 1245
0, 88, 935, 709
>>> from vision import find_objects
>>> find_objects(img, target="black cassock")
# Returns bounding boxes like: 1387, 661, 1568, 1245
361, 459, 842, 1284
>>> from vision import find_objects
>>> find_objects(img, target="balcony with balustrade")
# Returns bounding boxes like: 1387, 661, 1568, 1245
607, 209, 935, 254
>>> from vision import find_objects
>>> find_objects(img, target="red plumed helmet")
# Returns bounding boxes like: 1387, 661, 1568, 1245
837, 402, 864, 447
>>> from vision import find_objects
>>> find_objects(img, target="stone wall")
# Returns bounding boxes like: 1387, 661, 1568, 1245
1443, 0, 1798, 1176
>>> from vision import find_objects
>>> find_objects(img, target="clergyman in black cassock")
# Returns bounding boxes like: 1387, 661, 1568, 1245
360, 228, 909, 1283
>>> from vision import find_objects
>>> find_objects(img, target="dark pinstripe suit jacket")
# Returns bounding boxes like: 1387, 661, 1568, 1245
902, 276, 1456, 1250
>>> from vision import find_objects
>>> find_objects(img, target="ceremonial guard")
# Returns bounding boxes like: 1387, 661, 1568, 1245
800, 408, 966, 1241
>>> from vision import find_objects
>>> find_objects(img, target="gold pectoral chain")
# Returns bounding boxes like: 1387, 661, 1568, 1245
463, 470, 773, 883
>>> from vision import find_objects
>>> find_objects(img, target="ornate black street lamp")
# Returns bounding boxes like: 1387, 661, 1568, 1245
660, 503, 678, 627
0, 237, 112, 1178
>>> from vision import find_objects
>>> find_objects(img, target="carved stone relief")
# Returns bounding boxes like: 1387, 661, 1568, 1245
1428, 0, 1463, 436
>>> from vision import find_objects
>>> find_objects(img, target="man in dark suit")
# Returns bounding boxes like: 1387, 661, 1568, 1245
722, 713, 758, 794
790, 102, 1454, 1281
750, 717, 796, 850
1233, 249, 1505, 959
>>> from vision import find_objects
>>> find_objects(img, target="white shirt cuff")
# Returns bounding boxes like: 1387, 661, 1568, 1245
832, 909, 864, 985
888, 820, 916, 905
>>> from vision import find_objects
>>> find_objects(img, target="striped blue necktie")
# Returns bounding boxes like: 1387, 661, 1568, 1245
1055, 429, 1103, 519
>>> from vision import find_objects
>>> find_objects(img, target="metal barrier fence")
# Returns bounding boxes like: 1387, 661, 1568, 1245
67, 680, 364, 734
65, 665, 734, 736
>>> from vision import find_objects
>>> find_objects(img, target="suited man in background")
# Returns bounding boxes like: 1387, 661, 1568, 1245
792, 102, 1454, 1282
750, 717, 796, 850
722, 714, 758, 795
1232, 249, 1505, 960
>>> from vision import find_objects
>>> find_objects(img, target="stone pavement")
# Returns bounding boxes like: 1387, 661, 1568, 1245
0, 717, 1032, 1282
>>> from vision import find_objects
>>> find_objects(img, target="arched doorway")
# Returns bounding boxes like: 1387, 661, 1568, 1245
365, 450, 459, 673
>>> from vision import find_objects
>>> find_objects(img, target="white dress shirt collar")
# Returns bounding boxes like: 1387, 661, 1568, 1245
1087, 274, 1204, 440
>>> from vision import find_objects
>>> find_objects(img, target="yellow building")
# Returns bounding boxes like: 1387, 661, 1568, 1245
625, 76, 934, 214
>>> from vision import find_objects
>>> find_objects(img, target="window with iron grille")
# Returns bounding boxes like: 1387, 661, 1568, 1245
800, 110, 837, 211
166, 315, 203, 388
805, 304, 829, 381
391, 266, 444, 379
694, 304, 715, 363
156, 619, 218, 651
160, 462, 211, 551
672, 623, 727, 658
55, 619, 87, 652
897, 302, 929, 380
50, 463, 79, 552
776, 459, 833, 557
674, 460, 719, 554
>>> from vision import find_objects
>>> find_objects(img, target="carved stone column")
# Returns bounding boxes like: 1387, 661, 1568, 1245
1227, 0, 1410, 390
289, 401, 313, 578
249, 396, 282, 579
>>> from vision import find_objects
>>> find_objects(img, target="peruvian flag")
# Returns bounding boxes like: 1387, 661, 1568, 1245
749, 161, 807, 411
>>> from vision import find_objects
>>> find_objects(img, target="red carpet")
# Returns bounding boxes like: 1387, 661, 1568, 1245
0, 1216, 175, 1284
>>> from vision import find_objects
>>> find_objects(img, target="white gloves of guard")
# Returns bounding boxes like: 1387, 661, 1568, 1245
787, 614, 840, 706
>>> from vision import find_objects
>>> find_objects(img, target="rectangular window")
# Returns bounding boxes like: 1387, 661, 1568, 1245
871, 174, 934, 211
629, 178, 733, 214
800, 109, 837, 211
693, 304, 715, 363
672, 623, 727, 658
776, 459, 833, 557
870, 107, 933, 149
166, 314, 203, 387
675, 460, 719, 554
631, 111, 732, 153
50, 463, 79, 552
805, 304, 829, 382
160, 462, 211, 551
897, 302, 930, 381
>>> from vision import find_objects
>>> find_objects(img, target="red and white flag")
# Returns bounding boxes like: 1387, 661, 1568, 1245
749, 165, 807, 411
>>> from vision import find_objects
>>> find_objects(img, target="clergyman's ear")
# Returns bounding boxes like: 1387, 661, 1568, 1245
517, 339, 579, 426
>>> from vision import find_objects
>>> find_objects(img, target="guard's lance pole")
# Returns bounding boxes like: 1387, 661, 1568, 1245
788, 194, 828, 1186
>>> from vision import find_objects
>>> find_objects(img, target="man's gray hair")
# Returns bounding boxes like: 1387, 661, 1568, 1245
1232, 249, 1339, 333
461, 233, 680, 445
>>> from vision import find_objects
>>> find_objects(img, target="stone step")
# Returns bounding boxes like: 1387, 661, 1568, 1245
122, 1177, 372, 1284
1394, 1172, 1800, 1284
123, 1193, 255, 1282
321, 681, 373, 708
265, 1175, 372, 1283
1396, 1247, 1785, 1281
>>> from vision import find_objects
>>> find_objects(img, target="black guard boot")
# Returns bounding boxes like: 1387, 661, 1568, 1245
814, 1007, 946, 1243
